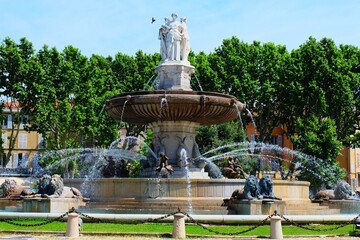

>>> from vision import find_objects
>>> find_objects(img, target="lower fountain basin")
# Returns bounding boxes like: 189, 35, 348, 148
66, 178, 310, 201
62, 178, 348, 215
105, 90, 245, 125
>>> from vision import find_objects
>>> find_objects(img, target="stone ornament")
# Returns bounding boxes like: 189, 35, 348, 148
159, 13, 190, 62
315, 180, 357, 201
0, 175, 85, 200
229, 175, 281, 201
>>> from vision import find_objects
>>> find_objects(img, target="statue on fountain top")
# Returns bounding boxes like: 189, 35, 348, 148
158, 13, 190, 62
156, 152, 174, 178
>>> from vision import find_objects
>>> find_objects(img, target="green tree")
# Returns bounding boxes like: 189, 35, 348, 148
247, 42, 290, 141
196, 121, 246, 154
84, 54, 121, 147
291, 115, 345, 189
208, 37, 293, 142
27, 45, 89, 150
0, 37, 38, 166
193, 51, 221, 92
282, 37, 360, 146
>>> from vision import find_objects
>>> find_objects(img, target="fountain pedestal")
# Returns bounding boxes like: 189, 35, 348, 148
155, 61, 194, 90
23, 198, 86, 213
150, 121, 200, 165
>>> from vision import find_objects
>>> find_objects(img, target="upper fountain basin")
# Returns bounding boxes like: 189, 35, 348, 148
105, 90, 245, 125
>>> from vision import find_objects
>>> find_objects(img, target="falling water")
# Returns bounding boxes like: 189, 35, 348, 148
97, 104, 106, 120
143, 74, 156, 90
120, 99, 129, 124
234, 104, 247, 142
151, 76, 160, 89
193, 75, 203, 91
196, 141, 332, 180
159, 97, 169, 118
246, 108, 257, 129
184, 156, 193, 213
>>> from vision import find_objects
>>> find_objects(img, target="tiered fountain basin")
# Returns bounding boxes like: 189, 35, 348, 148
105, 90, 245, 125
63, 178, 323, 215
106, 90, 245, 171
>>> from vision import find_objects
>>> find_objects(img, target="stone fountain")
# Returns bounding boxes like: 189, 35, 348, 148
105, 20, 244, 178
0, 13, 354, 216
80, 13, 310, 214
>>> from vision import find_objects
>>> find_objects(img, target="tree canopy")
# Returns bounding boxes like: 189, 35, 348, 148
0, 36, 359, 187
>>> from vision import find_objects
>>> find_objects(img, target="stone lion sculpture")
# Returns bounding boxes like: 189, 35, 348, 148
0, 179, 36, 198
0, 175, 83, 200
334, 180, 353, 200
259, 175, 282, 200
314, 189, 335, 201
36, 174, 82, 199
315, 180, 354, 201
231, 175, 263, 200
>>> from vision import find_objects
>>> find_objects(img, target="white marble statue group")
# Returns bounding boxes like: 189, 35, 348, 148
159, 13, 190, 62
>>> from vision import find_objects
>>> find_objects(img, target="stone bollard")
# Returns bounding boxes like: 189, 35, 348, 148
270, 215, 283, 239
66, 212, 80, 238
172, 213, 186, 239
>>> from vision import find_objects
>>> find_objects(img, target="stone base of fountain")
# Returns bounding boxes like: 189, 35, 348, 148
318, 200, 360, 214
22, 198, 87, 213
62, 178, 344, 215
0, 198, 86, 213
225, 199, 286, 215
223, 199, 342, 215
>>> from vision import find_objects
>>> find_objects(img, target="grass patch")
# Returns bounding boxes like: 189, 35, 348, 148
0, 218, 356, 237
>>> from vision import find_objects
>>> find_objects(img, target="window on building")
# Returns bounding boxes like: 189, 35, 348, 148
0, 154, 4, 168
18, 153, 22, 167
1, 116, 7, 128
19, 115, 28, 129
7, 115, 12, 129
38, 134, 45, 149
21, 153, 28, 168
12, 153, 18, 168
277, 135, 283, 147
2, 133, 7, 148
18, 134, 27, 149
250, 134, 256, 142
271, 135, 283, 147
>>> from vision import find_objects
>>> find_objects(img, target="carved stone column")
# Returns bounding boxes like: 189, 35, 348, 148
149, 120, 200, 165
155, 61, 195, 90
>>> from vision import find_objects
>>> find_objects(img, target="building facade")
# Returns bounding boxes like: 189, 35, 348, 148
1, 105, 44, 172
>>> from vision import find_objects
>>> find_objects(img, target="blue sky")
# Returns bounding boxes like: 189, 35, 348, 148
1, 0, 359, 57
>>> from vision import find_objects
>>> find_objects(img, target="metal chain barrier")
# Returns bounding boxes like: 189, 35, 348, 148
0, 208, 359, 236
75, 208, 274, 236
181, 210, 273, 236
73, 208, 180, 224
274, 210, 360, 232
0, 211, 69, 227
